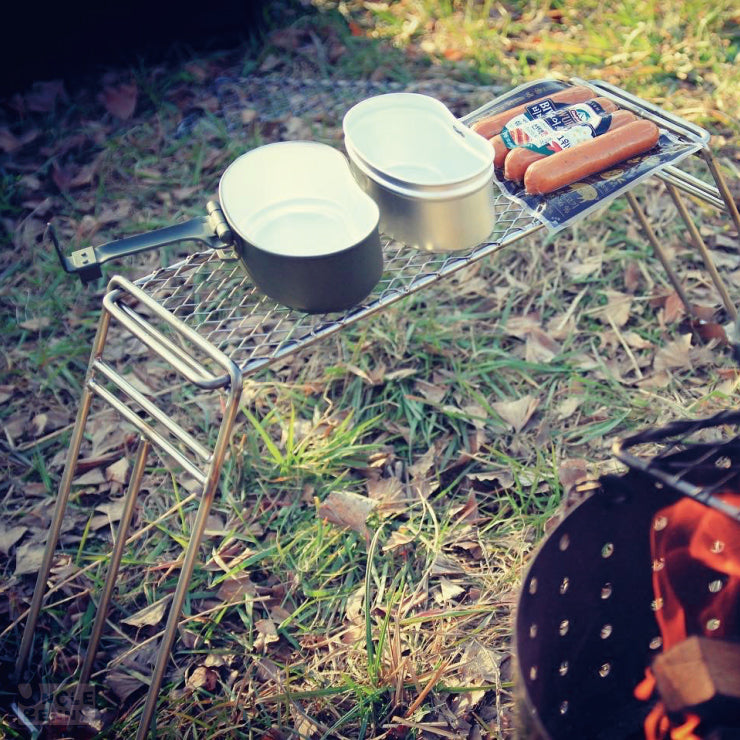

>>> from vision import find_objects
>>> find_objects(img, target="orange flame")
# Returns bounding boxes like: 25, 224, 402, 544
636, 491, 740, 739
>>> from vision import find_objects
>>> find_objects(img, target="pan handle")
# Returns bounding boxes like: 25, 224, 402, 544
50, 201, 234, 284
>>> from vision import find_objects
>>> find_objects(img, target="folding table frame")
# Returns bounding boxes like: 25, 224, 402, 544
13, 80, 740, 738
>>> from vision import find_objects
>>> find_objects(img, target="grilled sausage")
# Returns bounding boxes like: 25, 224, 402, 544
472, 85, 595, 139
504, 109, 638, 181
491, 96, 619, 169
523, 119, 660, 195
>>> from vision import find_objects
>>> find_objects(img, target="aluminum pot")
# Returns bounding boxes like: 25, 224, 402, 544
53, 142, 383, 314
343, 93, 496, 252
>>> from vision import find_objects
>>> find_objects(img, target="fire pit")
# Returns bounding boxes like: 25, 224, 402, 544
516, 411, 740, 739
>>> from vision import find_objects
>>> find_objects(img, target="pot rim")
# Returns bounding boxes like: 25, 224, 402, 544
343, 92, 494, 189
218, 141, 380, 258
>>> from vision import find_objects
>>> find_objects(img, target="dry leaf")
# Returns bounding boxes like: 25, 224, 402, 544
90, 499, 128, 530
492, 395, 540, 433
624, 260, 642, 293
0, 385, 15, 404
318, 491, 376, 540
105, 458, 130, 484
255, 618, 279, 651
345, 586, 364, 624
558, 458, 590, 492
654, 334, 693, 372
461, 639, 500, 683
663, 292, 686, 324
101, 82, 138, 120
121, 596, 170, 628
525, 328, 561, 363
596, 290, 632, 328
366, 476, 406, 516
14, 541, 45, 576
382, 527, 416, 552
0, 525, 28, 556
73, 468, 106, 487
623, 332, 653, 350
105, 671, 145, 702
504, 314, 541, 338
555, 396, 582, 421
414, 379, 446, 403
19, 317, 51, 331
216, 575, 256, 603
430, 552, 465, 575
435, 577, 465, 603
186, 666, 218, 692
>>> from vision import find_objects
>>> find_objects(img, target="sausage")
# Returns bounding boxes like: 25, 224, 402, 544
504, 109, 638, 181
523, 119, 660, 195
491, 96, 619, 169
472, 85, 595, 139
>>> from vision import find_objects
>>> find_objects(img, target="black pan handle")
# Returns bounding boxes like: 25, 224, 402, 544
50, 201, 234, 284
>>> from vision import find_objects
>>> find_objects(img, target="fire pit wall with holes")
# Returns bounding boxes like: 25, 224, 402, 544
515, 410, 740, 740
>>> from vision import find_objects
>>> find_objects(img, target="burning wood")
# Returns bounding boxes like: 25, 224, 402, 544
653, 636, 740, 715
635, 491, 740, 739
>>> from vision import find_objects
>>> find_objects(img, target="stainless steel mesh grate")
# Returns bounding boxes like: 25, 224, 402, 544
134, 188, 542, 374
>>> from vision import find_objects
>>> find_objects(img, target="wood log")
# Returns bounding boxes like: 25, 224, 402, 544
652, 636, 740, 723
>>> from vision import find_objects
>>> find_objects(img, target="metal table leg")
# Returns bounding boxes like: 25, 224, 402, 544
625, 191, 697, 317
14, 276, 243, 738
71, 436, 151, 721
14, 307, 113, 681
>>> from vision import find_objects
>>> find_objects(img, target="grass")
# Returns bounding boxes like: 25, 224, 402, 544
1, 0, 739, 737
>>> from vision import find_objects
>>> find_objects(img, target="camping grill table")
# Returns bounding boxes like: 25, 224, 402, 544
14, 79, 740, 738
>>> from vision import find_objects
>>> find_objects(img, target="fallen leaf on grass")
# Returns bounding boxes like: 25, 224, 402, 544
492, 395, 540, 433
663, 292, 686, 324
623, 331, 653, 350
434, 577, 466, 604
101, 82, 138, 120
255, 618, 279, 652
14, 540, 45, 576
121, 596, 171, 628
430, 552, 465, 576
19, 317, 51, 331
105, 458, 129, 485
345, 586, 364, 624
525, 328, 562, 363
90, 500, 128, 530
595, 290, 632, 328
105, 671, 146, 702
0, 525, 28, 555
73, 468, 106, 487
555, 396, 582, 421
216, 575, 256, 602
366, 476, 407, 516
318, 490, 377, 540
382, 527, 416, 553
414, 378, 447, 403
624, 260, 642, 292
186, 666, 218, 692
654, 334, 693, 372
558, 458, 590, 492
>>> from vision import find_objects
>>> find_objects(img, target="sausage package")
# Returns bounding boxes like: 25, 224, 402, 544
500, 99, 614, 156
463, 79, 708, 233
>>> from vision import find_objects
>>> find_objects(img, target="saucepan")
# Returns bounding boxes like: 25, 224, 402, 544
53, 142, 383, 314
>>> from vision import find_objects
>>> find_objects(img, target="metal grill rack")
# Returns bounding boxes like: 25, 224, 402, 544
614, 409, 740, 523
13, 79, 740, 738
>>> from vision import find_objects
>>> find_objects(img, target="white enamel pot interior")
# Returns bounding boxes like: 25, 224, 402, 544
343, 93, 496, 252
219, 141, 382, 313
